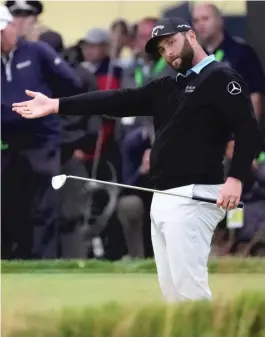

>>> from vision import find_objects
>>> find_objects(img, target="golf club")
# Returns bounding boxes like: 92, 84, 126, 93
51, 174, 244, 209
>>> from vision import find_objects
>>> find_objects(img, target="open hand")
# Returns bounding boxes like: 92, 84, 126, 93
217, 177, 242, 210
73, 149, 87, 161
139, 149, 151, 174
12, 90, 58, 119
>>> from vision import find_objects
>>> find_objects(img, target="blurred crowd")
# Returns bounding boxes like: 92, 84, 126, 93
1, 1, 265, 260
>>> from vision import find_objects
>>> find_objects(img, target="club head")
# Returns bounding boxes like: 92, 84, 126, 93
51, 174, 67, 190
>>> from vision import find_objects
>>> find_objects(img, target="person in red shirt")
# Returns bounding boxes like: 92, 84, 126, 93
75, 28, 123, 164
80, 27, 123, 90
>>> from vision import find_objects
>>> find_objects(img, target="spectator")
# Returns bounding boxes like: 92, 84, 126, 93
5, 0, 63, 52
127, 23, 138, 51
63, 39, 85, 68
59, 56, 100, 258
117, 126, 153, 258
109, 18, 130, 68
71, 28, 124, 259
191, 3, 265, 121
9, 6, 101, 258
1, 5, 81, 259
42, 26, 116, 259
80, 27, 123, 90
5, 0, 43, 36
109, 19, 137, 70
77, 27, 123, 165
122, 23, 138, 68
38, 30, 64, 54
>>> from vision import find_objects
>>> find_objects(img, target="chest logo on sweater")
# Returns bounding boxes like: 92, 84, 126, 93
16, 60, 31, 69
227, 81, 241, 95
185, 85, 195, 93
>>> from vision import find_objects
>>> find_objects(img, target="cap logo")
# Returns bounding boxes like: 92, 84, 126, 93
152, 25, 164, 37
177, 24, 191, 29
13, 0, 28, 10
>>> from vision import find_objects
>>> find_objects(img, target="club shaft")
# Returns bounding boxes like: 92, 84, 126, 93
67, 175, 243, 208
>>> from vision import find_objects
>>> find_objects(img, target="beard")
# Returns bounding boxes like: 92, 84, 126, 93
171, 36, 194, 74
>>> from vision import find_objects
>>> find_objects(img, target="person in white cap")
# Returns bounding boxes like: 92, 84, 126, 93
0, 4, 16, 53
1, 4, 82, 260
4, 0, 64, 52
5, 0, 43, 37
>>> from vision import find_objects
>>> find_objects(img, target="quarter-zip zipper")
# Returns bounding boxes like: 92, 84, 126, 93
2, 48, 16, 82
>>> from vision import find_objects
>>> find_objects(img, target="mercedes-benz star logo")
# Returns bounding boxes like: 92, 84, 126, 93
227, 81, 241, 95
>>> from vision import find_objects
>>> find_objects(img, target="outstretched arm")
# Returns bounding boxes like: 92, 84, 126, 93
12, 79, 164, 119
58, 85, 153, 117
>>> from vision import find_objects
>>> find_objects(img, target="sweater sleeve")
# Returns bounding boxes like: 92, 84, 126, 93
216, 69, 262, 183
58, 79, 161, 118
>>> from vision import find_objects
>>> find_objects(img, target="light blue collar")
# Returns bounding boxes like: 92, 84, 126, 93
176, 54, 216, 81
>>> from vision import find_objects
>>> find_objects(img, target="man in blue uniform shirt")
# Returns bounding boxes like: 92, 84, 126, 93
191, 3, 265, 121
1, 5, 81, 259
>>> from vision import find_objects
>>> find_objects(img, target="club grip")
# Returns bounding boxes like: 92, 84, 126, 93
192, 195, 244, 209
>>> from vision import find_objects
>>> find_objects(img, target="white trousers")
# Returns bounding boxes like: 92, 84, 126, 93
150, 184, 226, 302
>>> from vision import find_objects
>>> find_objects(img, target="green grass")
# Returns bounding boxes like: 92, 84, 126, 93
2, 258, 265, 336
2, 273, 265, 334
2, 257, 265, 273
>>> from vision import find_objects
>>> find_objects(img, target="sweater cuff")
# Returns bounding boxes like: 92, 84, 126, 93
58, 97, 71, 115
226, 168, 245, 183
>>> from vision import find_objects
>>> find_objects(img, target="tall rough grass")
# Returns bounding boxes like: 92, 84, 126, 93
5, 292, 265, 337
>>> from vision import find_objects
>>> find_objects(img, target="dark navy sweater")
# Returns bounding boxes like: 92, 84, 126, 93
1, 38, 81, 148
58, 61, 261, 190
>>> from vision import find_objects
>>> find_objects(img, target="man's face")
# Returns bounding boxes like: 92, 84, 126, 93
110, 25, 128, 50
13, 13, 37, 36
1, 22, 17, 54
136, 21, 155, 54
82, 42, 108, 63
157, 32, 194, 74
191, 5, 222, 44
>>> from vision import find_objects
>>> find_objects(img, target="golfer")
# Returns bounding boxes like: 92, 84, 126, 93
13, 18, 261, 302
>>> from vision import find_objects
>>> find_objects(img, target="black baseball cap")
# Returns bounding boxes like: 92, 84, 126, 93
5, 1, 43, 16
145, 17, 192, 54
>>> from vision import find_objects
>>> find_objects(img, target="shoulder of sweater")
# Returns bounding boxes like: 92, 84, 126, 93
152, 75, 175, 86
162, 65, 177, 78
211, 63, 246, 83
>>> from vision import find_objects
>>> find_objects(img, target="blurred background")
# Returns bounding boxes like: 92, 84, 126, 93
1, 0, 265, 261
40, 1, 246, 44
